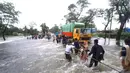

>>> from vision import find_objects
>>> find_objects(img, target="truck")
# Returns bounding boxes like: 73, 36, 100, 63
61, 22, 92, 43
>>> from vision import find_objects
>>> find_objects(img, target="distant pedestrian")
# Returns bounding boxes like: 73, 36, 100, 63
59, 35, 62, 43
62, 35, 68, 47
56, 35, 59, 43
88, 39, 105, 68
52, 34, 56, 42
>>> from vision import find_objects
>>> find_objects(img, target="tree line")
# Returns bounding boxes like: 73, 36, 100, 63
1, 0, 130, 46
0, 2, 60, 40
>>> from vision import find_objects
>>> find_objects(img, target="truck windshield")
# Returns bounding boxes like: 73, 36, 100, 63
80, 28, 91, 34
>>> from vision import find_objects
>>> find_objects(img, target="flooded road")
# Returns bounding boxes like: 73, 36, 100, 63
0, 38, 123, 73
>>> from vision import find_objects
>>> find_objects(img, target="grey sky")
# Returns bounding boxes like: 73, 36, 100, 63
1, 0, 130, 31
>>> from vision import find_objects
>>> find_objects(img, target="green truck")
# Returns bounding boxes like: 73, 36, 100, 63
61, 22, 92, 43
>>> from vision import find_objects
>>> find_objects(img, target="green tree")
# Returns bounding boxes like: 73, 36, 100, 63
64, 0, 89, 23
0, 2, 20, 40
23, 26, 28, 36
40, 23, 49, 35
7, 25, 19, 35
1, 25, 24, 36
68, 4, 77, 12
29, 27, 38, 35
50, 24, 60, 33
76, 0, 89, 19
80, 9, 97, 28
64, 4, 77, 23
29, 22, 39, 35
109, 0, 130, 45
98, 8, 114, 45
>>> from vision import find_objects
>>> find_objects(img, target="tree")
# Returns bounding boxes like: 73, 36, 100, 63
49, 24, 60, 33
80, 9, 97, 28
109, 0, 130, 45
68, 4, 77, 12
28, 22, 39, 35
23, 26, 28, 36
0, 2, 20, 40
29, 22, 37, 29
64, 12, 78, 23
76, 0, 89, 19
99, 8, 114, 45
64, 0, 89, 23
40, 23, 49, 35
29, 27, 38, 35
64, 4, 77, 23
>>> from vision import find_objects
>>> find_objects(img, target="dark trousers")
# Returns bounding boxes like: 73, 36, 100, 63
74, 49, 79, 55
56, 39, 59, 43
89, 57, 98, 67
65, 53, 72, 62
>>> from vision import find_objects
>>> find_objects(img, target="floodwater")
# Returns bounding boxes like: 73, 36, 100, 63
0, 37, 124, 73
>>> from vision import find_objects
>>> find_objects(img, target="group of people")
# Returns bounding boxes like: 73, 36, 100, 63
64, 37, 130, 73
52, 34, 62, 43
65, 39, 105, 68
52, 34, 68, 45
52, 34, 130, 72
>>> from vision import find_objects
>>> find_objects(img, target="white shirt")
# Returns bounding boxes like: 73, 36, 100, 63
65, 44, 75, 54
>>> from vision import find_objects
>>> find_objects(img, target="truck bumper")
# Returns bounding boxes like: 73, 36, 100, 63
79, 37, 91, 43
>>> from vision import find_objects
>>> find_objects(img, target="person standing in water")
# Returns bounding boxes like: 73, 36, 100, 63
73, 39, 80, 55
62, 35, 68, 46
120, 38, 130, 73
52, 34, 56, 42
65, 40, 75, 62
56, 35, 59, 43
88, 39, 105, 68
80, 41, 89, 63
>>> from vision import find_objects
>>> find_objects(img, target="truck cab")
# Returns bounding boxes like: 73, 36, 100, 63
73, 28, 80, 40
73, 28, 92, 43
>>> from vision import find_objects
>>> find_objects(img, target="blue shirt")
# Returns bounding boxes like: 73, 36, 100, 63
74, 41, 80, 49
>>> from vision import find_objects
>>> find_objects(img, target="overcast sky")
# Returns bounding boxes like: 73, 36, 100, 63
1, 0, 130, 31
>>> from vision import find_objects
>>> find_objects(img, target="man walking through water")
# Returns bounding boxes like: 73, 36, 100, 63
120, 38, 130, 73
88, 39, 105, 68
